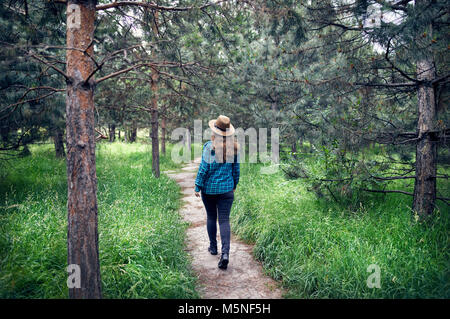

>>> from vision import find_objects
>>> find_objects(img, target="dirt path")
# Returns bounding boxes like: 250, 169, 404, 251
164, 158, 284, 299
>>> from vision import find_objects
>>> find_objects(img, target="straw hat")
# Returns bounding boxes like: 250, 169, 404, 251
208, 115, 235, 136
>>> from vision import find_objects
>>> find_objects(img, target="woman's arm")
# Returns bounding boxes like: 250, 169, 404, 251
194, 142, 211, 192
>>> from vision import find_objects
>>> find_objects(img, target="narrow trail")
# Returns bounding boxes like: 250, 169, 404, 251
164, 158, 284, 299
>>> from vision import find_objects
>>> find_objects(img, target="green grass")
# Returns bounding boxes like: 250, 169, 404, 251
231, 162, 450, 298
0, 142, 198, 298
2, 139, 448, 299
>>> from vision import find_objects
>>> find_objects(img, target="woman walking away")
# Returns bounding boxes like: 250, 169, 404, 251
194, 115, 240, 270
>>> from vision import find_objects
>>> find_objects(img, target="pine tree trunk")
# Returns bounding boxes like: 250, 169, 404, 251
108, 124, 115, 142
53, 127, 66, 158
291, 140, 297, 158
413, 58, 437, 218
161, 116, 166, 155
150, 12, 160, 178
151, 73, 160, 177
65, 0, 102, 299
412, 1, 437, 218
130, 123, 137, 142
1, 126, 8, 142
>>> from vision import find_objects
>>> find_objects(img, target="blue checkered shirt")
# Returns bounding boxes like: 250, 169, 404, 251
195, 141, 240, 194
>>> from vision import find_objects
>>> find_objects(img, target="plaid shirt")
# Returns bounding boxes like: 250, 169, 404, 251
195, 141, 240, 194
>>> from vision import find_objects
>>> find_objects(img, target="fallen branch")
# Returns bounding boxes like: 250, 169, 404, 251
362, 188, 450, 205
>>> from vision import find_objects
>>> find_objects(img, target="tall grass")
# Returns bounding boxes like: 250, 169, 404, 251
231, 162, 449, 298
0, 142, 198, 298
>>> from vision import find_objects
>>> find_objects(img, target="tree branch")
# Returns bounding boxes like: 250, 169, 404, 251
384, 38, 419, 83
96, 1, 227, 12
95, 63, 149, 84
27, 52, 69, 81
354, 82, 417, 88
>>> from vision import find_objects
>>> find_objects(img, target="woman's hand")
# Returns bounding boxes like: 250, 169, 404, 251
194, 191, 200, 197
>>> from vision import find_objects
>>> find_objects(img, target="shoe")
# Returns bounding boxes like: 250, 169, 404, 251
218, 253, 229, 270
208, 246, 218, 255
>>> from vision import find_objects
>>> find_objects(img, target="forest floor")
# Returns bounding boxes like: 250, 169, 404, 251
164, 158, 284, 299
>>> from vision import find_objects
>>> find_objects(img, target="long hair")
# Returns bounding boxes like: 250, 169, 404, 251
211, 132, 239, 163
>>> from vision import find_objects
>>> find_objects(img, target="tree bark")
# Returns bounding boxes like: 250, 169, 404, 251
150, 11, 160, 177
291, 140, 297, 158
161, 115, 166, 155
53, 127, 66, 158
151, 72, 160, 177
130, 122, 137, 142
65, 0, 102, 299
108, 124, 115, 142
1, 126, 9, 142
412, 3, 437, 218
413, 58, 437, 218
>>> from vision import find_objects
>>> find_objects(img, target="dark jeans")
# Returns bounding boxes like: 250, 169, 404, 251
201, 190, 234, 255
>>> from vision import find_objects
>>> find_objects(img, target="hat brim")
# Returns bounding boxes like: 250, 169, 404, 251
209, 119, 235, 136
